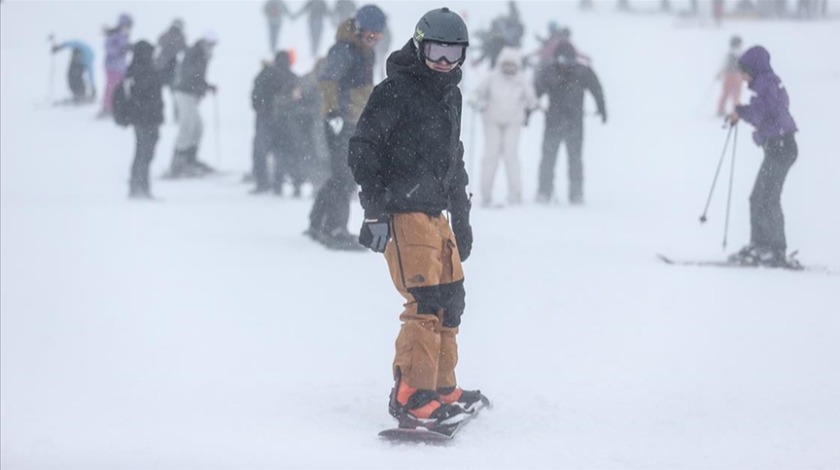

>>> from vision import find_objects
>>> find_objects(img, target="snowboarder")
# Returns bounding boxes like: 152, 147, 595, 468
264, 0, 292, 53
534, 41, 606, 204
51, 40, 96, 103
348, 7, 488, 433
167, 32, 218, 178
304, 4, 386, 250
717, 35, 744, 117
726, 45, 798, 266
124, 40, 165, 199
473, 47, 538, 206
295, 0, 329, 57
99, 13, 132, 118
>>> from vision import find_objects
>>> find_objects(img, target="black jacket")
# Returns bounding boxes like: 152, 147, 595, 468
534, 61, 605, 124
348, 40, 470, 220
126, 41, 164, 127
252, 57, 299, 118
155, 26, 187, 85
175, 41, 211, 97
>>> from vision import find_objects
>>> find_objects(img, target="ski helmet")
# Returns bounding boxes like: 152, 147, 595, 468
413, 8, 469, 65
414, 7, 469, 46
355, 5, 386, 33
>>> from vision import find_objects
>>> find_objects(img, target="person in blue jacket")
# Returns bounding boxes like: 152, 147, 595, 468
52, 40, 96, 102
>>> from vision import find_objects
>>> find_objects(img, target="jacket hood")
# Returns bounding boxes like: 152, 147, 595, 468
386, 39, 462, 91
132, 40, 154, 65
738, 45, 772, 77
496, 47, 521, 66
335, 17, 358, 43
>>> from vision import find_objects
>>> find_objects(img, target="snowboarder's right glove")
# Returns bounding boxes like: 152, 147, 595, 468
359, 216, 390, 253
450, 197, 472, 262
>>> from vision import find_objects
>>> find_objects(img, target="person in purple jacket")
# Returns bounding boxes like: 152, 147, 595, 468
726, 45, 798, 267
99, 13, 133, 118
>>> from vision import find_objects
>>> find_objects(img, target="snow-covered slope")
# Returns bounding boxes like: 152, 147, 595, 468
2, 1, 839, 468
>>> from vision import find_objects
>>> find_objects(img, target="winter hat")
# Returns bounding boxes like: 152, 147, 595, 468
202, 30, 218, 45
555, 41, 576, 63
172, 18, 185, 31
355, 4, 386, 33
274, 49, 295, 68
118, 13, 133, 28
730, 35, 742, 48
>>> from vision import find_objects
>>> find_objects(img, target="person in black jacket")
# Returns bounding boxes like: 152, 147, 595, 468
124, 41, 164, 199
166, 32, 218, 178
348, 7, 489, 433
155, 18, 187, 119
534, 41, 606, 204
250, 50, 301, 194
305, 4, 386, 250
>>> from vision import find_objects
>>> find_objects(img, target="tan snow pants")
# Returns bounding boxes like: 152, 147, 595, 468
384, 212, 466, 391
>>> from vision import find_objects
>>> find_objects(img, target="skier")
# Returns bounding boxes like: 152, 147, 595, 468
348, 7, 489, 433
51, 40, 96, 103
473, 47, 538, 207
264, 0, 292, 53
155, 19, 187, 120
250, 50, 301, 195
304, 4, 386, 250
534, 41, 606, 204
167, 32, 218, 178
124, 41, 165, 199
295, 0, 329, 57
99, 13, 133, 118
726, 45, 798, 266
716, 35, 744, 117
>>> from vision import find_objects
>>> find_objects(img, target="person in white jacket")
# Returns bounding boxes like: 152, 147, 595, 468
473, 47, 537, 207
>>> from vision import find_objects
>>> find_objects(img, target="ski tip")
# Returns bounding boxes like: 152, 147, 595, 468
655, 253, 675, 264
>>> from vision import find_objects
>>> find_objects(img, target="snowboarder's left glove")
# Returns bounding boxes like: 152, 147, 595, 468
359, 216, 390, 253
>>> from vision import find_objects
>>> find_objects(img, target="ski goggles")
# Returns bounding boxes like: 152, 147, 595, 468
423, 42, 466, 64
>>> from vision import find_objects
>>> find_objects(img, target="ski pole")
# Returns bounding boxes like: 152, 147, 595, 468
213, 92, 221, 168
699, 122, 734, 223
722, 123, 738, 250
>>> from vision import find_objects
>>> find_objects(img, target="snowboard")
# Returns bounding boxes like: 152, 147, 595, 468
656, 253, 836, 275
378, 424, 462, 443
379, 397, 491, 443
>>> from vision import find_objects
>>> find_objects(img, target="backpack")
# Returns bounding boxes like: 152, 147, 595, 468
112, 77, 135, 127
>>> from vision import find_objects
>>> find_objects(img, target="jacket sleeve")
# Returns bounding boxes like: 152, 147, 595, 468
448, 141, 471, 225
318, 44, 353, 116
583, 67, 606, 115
735, 76, 783, 128
348, 80, 404, 217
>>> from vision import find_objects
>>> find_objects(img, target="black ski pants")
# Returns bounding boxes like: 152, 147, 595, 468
252, 113, 279, 189
750, 133, 797, 253
130, 125, 160, 192
308, 121, 356, 234
539, 118, 584, 201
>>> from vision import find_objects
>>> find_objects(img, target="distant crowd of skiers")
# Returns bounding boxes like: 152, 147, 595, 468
47, 0, 799, 267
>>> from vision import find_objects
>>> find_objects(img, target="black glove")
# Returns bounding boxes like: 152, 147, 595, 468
359, 216, 390, 253
452, 218, 472, 262
450, 197, 473, 262
598, 109, 607, 124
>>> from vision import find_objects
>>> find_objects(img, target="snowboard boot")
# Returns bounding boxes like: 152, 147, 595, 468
437, 386, 491, 414
388, 376, 469, 431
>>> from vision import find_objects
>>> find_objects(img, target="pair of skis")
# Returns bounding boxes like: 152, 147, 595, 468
656, 253, 836, 275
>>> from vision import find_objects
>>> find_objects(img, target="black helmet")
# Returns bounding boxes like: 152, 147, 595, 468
413, 7, 469, 46
355, 5, 386, 33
